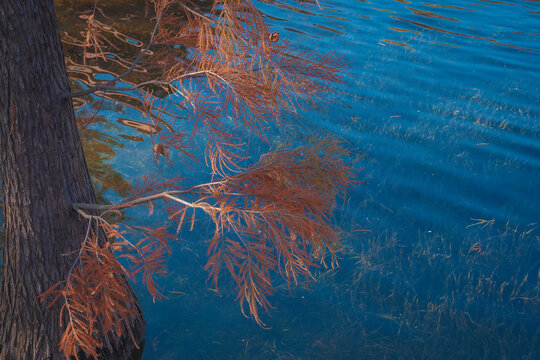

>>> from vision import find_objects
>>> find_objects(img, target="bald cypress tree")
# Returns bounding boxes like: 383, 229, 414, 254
0, 1, 144, 358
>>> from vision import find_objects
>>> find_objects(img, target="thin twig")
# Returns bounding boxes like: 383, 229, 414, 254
177, 2, 217, 24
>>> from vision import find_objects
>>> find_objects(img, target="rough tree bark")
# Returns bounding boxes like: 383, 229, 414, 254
0, 0, 145, 359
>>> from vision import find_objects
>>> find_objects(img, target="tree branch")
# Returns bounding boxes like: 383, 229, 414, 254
73, 181, 225, 213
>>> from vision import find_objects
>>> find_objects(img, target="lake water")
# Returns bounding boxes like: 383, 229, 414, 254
0, 1, 537, 358
60, 0, 540, 359
121, 1, 539, 359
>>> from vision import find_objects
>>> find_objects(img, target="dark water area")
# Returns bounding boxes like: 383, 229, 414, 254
118, 1, 538, 359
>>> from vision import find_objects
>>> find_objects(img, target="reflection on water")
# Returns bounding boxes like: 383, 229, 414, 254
54, 0, 540, 359
77, 115, 133, 203
118, 118, 162, 135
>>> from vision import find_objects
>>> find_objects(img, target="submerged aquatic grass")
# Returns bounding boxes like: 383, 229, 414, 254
135, 217, 538, 359
222, 223, 538, 359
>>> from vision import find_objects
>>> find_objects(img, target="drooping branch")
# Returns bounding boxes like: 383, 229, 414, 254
71, 139, 354, 326
59, 0, 345, 174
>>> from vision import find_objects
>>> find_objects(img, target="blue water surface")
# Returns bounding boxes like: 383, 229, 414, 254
99, 1, 539, 359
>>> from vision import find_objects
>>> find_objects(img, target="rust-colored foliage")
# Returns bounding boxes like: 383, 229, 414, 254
40, 226, 139, 360
194, 139, 353, 324
57, 0, 345, 173
42, 0, 355, 358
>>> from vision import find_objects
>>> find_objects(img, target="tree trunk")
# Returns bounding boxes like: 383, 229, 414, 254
0, 1, 145, 359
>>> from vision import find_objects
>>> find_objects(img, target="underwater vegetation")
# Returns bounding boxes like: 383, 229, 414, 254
140, 220, 538, 360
